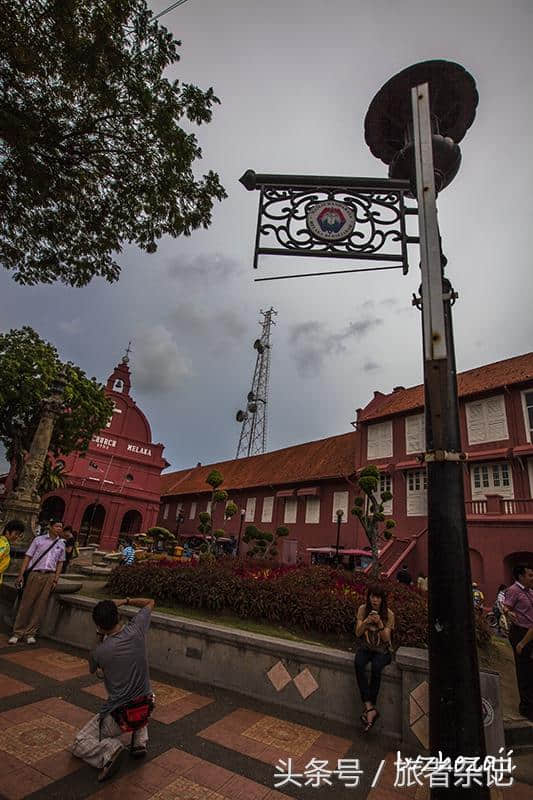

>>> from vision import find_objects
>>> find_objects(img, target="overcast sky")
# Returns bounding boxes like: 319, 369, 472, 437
1, 0, 532, 474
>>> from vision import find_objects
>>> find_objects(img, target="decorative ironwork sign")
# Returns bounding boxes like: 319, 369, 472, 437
240, 170, 418, 281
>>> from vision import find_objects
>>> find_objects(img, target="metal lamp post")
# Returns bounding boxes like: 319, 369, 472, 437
365, 61, 488, 797
335, 509, 344, 565
237, 508, 246, 556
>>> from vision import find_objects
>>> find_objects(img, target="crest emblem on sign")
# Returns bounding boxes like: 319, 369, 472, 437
306, 200, 355, 241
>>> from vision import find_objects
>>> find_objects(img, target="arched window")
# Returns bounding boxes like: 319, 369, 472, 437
120, 509, 142, 534
112, 379, 124, 393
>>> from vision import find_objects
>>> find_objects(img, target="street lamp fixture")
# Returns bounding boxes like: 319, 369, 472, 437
237, 508, 246, 556
335, 509, 344, 566
365, 60, 478, 194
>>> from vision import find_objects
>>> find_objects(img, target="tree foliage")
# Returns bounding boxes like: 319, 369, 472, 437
243, 524, 288, 560
0, 0, 226, 286
0, 326, 113, 486
351, 466, 396, 578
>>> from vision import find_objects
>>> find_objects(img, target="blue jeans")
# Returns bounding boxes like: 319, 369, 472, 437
354, 647, 391, 705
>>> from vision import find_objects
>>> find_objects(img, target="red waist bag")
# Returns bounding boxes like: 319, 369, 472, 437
111, 695, 154, 733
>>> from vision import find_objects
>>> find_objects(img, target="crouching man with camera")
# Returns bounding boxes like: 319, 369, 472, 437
71, 596, 155, 782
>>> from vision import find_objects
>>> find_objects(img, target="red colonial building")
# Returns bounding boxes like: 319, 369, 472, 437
159, 352, 533, 602
41, 354, 168, 550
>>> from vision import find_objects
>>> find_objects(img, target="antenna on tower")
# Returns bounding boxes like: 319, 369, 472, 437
235, 308, 277, 459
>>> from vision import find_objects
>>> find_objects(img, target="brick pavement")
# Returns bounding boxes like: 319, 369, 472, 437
0, 634, 530, 800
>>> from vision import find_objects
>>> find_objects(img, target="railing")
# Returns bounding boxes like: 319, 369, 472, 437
465, 498, 533, 516
465, 500, 487, 515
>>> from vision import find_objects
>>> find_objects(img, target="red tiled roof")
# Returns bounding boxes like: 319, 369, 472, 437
162, 432, 357, 497
358, 352, 533, 422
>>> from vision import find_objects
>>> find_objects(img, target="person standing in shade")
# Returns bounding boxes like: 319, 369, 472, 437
61, 525, 76, 574
0, 520, 25, 585
71, 596, 154, 781
504, 564, 533, 721
8, 519, 65, 645
396, 563, 412, 586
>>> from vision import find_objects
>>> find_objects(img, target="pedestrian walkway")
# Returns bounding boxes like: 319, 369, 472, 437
0, 632, 530, 799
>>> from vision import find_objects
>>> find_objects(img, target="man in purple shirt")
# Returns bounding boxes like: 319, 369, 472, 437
8, 520, 65, 645
504, 563, 533, 721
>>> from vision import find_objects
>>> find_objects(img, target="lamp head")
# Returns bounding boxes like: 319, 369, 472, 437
364, 60, 478, 194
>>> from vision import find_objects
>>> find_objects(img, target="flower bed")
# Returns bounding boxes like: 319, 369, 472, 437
106, 561, 490, 649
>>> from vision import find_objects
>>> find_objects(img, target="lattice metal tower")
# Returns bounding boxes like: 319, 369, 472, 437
235, 308, 277, 459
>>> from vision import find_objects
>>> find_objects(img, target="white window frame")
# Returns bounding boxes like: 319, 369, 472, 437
284, 496, 297, 524
175, 502, 183, 519
162, 503, 169, 520
465, 395, 509, 445
405, 413, 425, 455
406, 469, 427, 517
332, 491, 349, 523
377, 473, 392, 515
189, 501, 197, 520
261, 496, 274, 523
245, 497, 256, 522
305, 496, 321, 524
367, 420, 393, 460
206, 500, 212, 515
521, 389, 533, 444
470, 462, 514, 499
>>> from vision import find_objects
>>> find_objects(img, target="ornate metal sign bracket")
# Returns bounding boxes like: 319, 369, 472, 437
240, 170, 419, 281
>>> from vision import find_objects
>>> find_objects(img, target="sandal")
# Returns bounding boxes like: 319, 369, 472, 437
363, 706, 379, 732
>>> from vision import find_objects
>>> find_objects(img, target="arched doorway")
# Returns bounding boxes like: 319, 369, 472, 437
80, 504, 106, 544
120, 509, 142, 535
40, 496, 65, 522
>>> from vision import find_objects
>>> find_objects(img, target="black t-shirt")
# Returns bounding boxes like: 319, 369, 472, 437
397, 569, 412, 585
64, 536, 75, 562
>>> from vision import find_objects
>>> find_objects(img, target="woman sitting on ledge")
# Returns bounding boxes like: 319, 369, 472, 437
355, 585, 395, 732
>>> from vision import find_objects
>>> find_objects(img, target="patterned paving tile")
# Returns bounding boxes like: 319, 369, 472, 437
0, 698, 91, 798
84, 678, 213, 724
1, 647, 89, 680
0, 714, 76, 763
0, 672, 33, 698
87, 749, 286, 800
199, 709, 352, 767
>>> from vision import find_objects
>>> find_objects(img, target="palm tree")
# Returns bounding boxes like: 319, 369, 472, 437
38, 457, 66, 495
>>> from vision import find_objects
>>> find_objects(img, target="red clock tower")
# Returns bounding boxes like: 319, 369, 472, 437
41, 350, 169, 550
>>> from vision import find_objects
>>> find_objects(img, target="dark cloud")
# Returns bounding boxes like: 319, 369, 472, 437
363, 360, 381, 372
289, 316, 383, 377
133, 325, 191, 393
167, 253, 244, 286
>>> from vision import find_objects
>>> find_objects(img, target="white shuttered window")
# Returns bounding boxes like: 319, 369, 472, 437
367, 421, 393, 460
405, 414, 425, 454
471, 462, 513, 499
305, 496, 320, 524
189, 501, 197, 520
245, 497, 256, 522
406, 470, 427, 516
332, 491, 349, 522
378, 474, 393, 515
465, 396, 508, 445
284, 497, 297, 524
162, 503, 169, 519
261, 496, 274, 523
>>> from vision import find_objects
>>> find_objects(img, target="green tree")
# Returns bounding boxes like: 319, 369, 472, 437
243, 524, 289, 560
351, 466, 396, 578
0, 0, 226, 286
0, 327, 113, 489
38, 458, 66, 495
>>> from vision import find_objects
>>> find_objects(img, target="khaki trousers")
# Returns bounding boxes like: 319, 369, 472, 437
13, 571, 56, 637
71, 713, 148, 769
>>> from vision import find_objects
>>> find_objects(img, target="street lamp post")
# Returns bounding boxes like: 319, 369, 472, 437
335, 509, 344, 565
365, 62, 488, 796
237, 508, 246, 556
176, 513, 184, 537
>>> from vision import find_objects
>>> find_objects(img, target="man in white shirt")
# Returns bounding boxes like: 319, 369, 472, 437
8, 519, 65, 645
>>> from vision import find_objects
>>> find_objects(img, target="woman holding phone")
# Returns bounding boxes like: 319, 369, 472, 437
355, 585, 395, 732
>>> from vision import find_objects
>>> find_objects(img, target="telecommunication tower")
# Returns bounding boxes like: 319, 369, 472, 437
235, 308, 277, 458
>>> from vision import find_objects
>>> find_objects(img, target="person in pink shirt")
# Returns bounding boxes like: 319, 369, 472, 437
8, 519, 65, 645
504, 563, 533, 721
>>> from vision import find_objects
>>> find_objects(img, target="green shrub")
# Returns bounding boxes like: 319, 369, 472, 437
146, 526, 171, 539
206, 469, 223, 489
